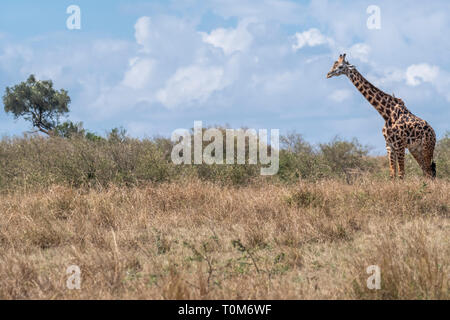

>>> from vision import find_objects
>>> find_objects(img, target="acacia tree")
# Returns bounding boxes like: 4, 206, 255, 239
3, 74, 70, 135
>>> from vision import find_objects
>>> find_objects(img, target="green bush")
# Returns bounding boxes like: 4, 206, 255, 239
278, 134, 376, 183
319, 137, 375, 182
435, 132, 450, 179
0, 131, 448, 191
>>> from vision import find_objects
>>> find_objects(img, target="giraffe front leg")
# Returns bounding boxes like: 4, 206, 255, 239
387, 146, 397, 179
396, 147, 406, 179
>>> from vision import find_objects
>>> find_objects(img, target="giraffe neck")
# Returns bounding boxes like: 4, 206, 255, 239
347, 68, 407, 122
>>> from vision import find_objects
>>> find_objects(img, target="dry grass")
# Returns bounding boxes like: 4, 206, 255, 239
0, 176, 448, 300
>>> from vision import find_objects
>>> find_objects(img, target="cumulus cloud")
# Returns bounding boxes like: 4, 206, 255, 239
371, 68, 405, 86
408, 65, 450, 102
132, 15, 202, 63
292, 28, 332, 51
2, 0, 449, 153
348, 43, 371, 63
0, 44, 33, 75
122, 58, 156, 89
88, 15, 211, 113
156, 65, 228, 109
370, 63, 450, 103
207, 0, 306, 24
200, 19, 254, 55
406, 64, 440, 86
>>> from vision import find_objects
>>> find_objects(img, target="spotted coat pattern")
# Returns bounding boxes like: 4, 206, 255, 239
327, 54, 436, 179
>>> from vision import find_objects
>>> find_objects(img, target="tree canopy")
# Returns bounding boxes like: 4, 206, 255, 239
3, 74, 70, 135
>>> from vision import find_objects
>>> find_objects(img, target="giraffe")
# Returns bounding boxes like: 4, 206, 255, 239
326, 54, 436, 179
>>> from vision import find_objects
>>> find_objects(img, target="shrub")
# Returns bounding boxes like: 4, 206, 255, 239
0, 132, 448, 191
319, 137, 374, 182
435, 132, 450, 179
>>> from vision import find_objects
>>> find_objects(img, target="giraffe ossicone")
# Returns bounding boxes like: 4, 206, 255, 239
327, 53, 437, 179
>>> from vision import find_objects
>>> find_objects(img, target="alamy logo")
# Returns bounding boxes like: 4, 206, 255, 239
171, 121, 279, 175
66, 265, 81, 290
366, 265, 381, 290
66, 5, 81, 30
367, 5, 381, 30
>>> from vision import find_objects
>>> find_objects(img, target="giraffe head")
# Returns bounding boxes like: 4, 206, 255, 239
327, 54, 354, 79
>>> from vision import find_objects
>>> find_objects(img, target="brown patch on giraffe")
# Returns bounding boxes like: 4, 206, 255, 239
329, 63, 437, 179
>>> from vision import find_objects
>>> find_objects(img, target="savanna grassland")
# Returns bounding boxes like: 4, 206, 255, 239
0, 132, 449, 299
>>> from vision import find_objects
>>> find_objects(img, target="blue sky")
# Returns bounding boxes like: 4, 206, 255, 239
0, 0, 449, 153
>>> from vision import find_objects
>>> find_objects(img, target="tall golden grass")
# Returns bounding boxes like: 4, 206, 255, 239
0, 177, 448, 299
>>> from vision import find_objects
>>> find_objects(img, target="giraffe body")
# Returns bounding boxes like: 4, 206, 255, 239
382, 111, 436, 178
327, 54, 436, 179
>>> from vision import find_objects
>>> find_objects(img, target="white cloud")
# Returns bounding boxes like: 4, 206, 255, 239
371, 68, 405, 86
406, 63, 439, 86
370, 63, 450, 102
251, 71, 299, 95
208, 0, 306, 24
200, 19, 254, 55
122, 58, 155, 89
292, 28, 331, 51
330, 89, 352, 102
348, 43, 371, 63
133, 15, 202, 63
0, 44, 33, 73
92, 39, 130, 55
156, 65, 228, 109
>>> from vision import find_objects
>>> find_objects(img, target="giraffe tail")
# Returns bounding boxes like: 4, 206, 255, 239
431, 161, 436, 178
